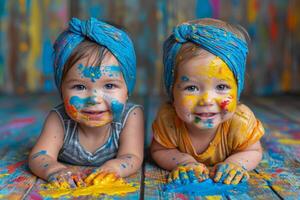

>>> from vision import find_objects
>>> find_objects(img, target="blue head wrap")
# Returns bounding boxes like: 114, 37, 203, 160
163, 23, 248, 99
53, 17, 136, 95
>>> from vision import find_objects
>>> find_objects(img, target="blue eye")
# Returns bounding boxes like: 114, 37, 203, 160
216, 84, 230, 91
72, 84, 86, 91
104, 83, 116, 90
184, 85, 198, 92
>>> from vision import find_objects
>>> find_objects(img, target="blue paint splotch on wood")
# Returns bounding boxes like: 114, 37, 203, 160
163, 178, 248, 196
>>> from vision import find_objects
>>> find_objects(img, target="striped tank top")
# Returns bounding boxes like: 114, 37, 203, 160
52, 102, 142, 166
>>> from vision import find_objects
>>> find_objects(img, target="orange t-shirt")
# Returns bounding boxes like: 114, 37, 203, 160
152, 103, 264, 166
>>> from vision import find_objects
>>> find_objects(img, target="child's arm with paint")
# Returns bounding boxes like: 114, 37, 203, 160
85, 107, 144, 184
211, 141, 263, 185
151, 139, 209, 183
29, 112, 85, 187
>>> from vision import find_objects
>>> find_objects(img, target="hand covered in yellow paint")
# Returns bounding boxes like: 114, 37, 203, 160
47, 168, 86, 188
168, 162, 209, 185
211, 162, 249, 185
85, 167, 124, 186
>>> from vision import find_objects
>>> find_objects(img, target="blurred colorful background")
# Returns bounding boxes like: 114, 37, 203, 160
0, 0, 299, 96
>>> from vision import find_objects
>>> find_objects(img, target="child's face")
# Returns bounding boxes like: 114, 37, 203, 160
173, 51, 237, 133
61, 52, 128, 127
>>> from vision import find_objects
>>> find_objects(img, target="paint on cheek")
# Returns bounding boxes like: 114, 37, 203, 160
182, 95, 198, 111
220, 100, 229, 110
69, 96, 97, 110
111, 99, 124, 121
77, 64, 102, 82
65, 99, 78, 118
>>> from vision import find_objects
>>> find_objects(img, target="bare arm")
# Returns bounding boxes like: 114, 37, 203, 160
224, 141, 263, 170
28, 112, 67, 181
100, 107, 145, 177
150, 139, 197, 171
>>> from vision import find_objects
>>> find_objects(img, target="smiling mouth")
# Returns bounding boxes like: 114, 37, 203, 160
81, 110, 108, 119
195, 113, 217, 118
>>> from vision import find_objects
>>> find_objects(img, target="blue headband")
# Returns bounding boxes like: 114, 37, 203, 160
163, 23, 248, 99
53, 17, 136, 95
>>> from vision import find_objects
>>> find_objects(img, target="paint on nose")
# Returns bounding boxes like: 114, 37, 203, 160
198, 92, 209, 106
70, 96, 98, 110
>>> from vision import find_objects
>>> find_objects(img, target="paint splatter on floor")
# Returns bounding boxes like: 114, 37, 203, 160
39, 177, 139, 198
163, 178, 248, 196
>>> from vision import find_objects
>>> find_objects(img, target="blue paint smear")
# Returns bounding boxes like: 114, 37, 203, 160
111, 99, 124, 122
164, 178, 248, 196
31, 150, 47, 159
205, 119, 214, 128
77, 64, 102, 82
103, 65, 122, 77
70, 96, 97, 110
180, 75, 189, 82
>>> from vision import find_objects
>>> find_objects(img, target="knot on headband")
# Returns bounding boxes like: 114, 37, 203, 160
53, 17, 136, 95
173, 23, 195, 43
163, 23, 248, 99
69, 17, 94, 38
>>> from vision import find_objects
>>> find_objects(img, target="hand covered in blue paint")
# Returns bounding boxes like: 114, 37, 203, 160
47, 168, 86, 188
211, 162, 249, 185
168, 162, 209, 185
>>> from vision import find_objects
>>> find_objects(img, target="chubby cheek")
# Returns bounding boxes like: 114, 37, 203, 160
64, 97, 79, 119
173, 92, 198, 120
216, 94, 237, 116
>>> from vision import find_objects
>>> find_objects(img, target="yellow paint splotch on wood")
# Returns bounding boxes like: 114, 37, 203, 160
39, 176, 138, 198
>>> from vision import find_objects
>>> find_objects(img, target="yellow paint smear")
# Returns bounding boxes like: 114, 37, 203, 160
39, 179, 138, 198
0, 173, 9, 178
278, 139, 300, 145
205, 195, 222, 200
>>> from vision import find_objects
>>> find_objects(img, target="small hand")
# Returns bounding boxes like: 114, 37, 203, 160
168, 162, 209, 185
211, 162, 249, 185
84, 166, 121, 186
47, 168, 86, 188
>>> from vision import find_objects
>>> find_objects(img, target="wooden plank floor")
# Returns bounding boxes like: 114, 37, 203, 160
0, 94, 299, 199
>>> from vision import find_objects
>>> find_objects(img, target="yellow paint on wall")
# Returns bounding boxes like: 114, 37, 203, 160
247, 0, 258, 23
27, 0, 41, 91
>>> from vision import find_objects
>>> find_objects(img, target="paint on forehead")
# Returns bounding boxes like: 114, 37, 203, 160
77, 64, 102, 82
69, 96, 97, 110
111, 99, 124, 122
194, 57, 236, 84
102, 65, 122, 77
180, 75, 189, 82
